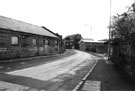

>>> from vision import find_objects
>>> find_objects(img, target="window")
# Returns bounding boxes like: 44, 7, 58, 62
11, 36, 19, 45
45, 39, 49, 45
55, 40, 58, 45
32, 39, 37, 46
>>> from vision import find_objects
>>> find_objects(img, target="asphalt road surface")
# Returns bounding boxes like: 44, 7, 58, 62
0, 50, 98, 91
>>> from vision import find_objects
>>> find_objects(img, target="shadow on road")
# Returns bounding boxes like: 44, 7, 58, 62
0, 73, 51, 89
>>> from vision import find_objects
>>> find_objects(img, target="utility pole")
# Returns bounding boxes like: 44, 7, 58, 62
108, 0, 112, 59
90, 25, 92, 39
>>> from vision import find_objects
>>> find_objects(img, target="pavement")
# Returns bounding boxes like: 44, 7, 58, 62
77, 54, 135, 91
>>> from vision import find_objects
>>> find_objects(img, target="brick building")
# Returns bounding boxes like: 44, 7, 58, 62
64, 34, 82, 49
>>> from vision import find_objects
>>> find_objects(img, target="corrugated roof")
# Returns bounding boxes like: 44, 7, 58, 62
0, 15, 58, 38
80, 38, 105, 43
80, 38, 94, 42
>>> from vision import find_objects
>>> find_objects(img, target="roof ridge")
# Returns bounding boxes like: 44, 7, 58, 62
0, 15, 58, 38
0, 15, 41, 28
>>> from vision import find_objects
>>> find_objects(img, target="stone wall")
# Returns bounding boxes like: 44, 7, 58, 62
0, 28, 62, 60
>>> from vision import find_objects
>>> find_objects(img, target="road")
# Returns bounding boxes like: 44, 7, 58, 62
0, 50, 98, 91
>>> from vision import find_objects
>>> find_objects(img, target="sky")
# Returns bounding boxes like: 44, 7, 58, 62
0, 0, 134, 40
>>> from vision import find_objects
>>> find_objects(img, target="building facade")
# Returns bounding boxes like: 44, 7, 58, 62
64, 34, 82, 49
79, 38, 108, 53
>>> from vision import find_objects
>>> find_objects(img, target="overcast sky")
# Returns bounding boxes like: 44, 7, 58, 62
0, 0, 134, 40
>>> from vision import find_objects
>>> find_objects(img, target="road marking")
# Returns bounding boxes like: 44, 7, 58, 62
81, 80, 101, 91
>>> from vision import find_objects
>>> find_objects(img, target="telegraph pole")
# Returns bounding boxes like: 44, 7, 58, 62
108, 0, 112, 59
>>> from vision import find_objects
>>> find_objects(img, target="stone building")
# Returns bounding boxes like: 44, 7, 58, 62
0, 15, 63, 60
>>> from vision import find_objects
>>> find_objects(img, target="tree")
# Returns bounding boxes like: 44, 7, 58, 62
111, 3, 135, 48
111, 2, 135, 79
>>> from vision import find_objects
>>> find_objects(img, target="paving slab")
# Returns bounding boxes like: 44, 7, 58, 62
81, 80, 101, 91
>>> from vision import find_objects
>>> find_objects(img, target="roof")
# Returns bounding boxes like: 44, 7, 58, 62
80, 38, 105, 43
65, 34, 81, 40
80, 38, 94, 42
42, 26, 60, 39
0, 16, 58, 38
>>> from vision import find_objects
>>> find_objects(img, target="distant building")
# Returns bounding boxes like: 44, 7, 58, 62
79, 38, 108, 53
64, 34, 82, 49
79, 38, 94, 51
